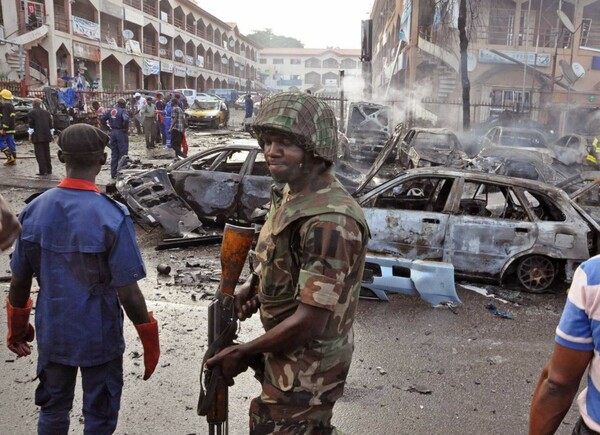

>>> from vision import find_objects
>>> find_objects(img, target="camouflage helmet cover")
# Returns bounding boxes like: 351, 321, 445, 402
252, 92, 338, 162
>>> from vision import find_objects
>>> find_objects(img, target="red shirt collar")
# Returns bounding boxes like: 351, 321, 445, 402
57, 178, 100, 192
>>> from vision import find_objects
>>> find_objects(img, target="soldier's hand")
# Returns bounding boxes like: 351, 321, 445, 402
206, 344, 249, 385
234, 280, 260, 321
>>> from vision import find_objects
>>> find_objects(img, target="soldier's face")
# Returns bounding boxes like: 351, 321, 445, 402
263, 132, 305, 184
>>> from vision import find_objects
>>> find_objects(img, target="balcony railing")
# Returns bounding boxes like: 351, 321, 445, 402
186, 24, 195, 34
160, 11, 172, 24
143, 1, 157, 17
197, 29, 205, 39
54, 11, 69, 33
160, 49, 172, 59
124, 0, 142, 10
101, 29, 123, 48
174, 17, 185, 31
143, 42, 157, 56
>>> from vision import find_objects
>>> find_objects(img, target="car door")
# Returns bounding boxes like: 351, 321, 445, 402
169, 148, 246, 219
360, 175, 455, 260
399, 130, 415, 167
238, 149, 273, 221
446, 178, 537, 279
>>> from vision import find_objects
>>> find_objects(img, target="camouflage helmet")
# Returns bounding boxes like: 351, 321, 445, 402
252, 92, 338, 162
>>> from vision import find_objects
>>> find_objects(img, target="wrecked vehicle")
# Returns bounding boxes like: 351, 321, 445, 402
116, 143, 363, 227
343, 101, 392, 161
354, 167, 600, 293
480, 126, 554, 157
467, 148, 572, 185
398, 127, 467, 169
549, 134, 595, 167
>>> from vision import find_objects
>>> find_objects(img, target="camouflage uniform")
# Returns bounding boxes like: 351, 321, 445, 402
251, 166, 369, 435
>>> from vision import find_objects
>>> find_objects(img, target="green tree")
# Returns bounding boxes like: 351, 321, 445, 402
247, 29, 304, 48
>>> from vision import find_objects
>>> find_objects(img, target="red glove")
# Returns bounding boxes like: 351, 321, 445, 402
134, 312, 160, 380
6, 297, 35, 357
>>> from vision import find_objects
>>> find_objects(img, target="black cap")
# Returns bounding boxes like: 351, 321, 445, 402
58, 124, 109, 155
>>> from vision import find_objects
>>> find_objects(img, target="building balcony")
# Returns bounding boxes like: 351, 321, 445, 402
124, 0, 142, 11
173, 17, 185, 31
186, 24, 195, 34
160, 49, 172, 59
54, 11, 69, 33
143, 1, 157, 17
143, 42, 158, 56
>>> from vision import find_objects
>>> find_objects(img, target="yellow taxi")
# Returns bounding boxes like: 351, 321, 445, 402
184, 97, 228, 129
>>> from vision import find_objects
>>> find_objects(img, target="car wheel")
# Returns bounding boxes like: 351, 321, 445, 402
516, 255, 556, 293
211, 119, 219, 129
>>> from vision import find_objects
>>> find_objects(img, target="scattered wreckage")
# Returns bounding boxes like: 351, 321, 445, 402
354, 167, 600, 293
343, 101, 392, 161
397, 127, 467, 169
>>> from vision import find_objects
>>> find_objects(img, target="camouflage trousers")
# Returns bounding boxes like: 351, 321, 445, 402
249, 399, 343, 435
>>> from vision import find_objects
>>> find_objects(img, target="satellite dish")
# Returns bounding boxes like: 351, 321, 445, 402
229, 39, 235, 47
158, 36, 168, 45
560, 59, 586, 84
174, 49, 184, 58
557, 10, 576, 34
123, 29, 134, 41
159, 48, 167, 56
221, 57, 229, 65
467, 52, 477, 72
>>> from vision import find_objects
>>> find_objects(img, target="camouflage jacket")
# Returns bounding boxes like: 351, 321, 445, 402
254, 166, 369, 414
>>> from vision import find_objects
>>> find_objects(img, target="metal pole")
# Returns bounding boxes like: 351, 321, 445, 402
339, 69, 344, 128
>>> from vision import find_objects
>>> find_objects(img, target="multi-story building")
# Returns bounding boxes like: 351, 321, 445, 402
258, 47, 361, 94
369, 0, 600, 131
0, 0, 260, 92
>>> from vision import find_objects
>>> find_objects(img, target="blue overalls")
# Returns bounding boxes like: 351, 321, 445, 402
101, 106, 129, 178
10, 179, 146, 435
163, 100, 172, 148
0, 101, 17, 159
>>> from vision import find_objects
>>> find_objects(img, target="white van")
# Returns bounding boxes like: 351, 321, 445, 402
174, 89, 210, 106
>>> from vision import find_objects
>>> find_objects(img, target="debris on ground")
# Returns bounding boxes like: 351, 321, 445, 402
484, 302, 514, 319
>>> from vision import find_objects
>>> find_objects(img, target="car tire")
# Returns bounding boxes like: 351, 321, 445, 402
516, 255, 556, 293
211, 119, 219, 129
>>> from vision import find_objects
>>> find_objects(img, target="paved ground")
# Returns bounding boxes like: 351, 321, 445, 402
0, 109, 582, 434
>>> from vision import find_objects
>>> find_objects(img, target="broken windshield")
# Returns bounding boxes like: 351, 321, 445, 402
413, 132, 457, 150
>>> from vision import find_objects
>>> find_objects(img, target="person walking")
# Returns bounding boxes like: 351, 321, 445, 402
142, 96, 157, 149
206, 92, 370, 434
133, 92, 146, 135
0, 89, 17, 166
27, 98, 54, 176
6, 124, 159, 434
163, 93, 173, 149
154, 93, 165, 146
530, 256, 600, 434
243, 94, 254, 132
169, 98, 186, 158
100, 98, 129, 179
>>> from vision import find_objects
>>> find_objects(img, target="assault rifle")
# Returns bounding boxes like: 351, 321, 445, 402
198, 223, 255, 435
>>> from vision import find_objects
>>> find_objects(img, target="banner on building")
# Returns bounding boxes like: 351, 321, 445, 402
72, 16, 100, 41
479, 49, 551, 67
196, 55, 204, 68
186, 67, 196, 77
161, 61, 174, 73
125, 40, 142, 55
143, 59, 160, 76
73, 41, 100, 62
185, 55, 195, 65
174, 66, 187, 77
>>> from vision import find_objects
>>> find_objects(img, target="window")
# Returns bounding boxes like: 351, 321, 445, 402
490, 89, 531, 113
290, 58, 301, 64
372, 177, 454, 212
272, 58, 284, 64
213, 150, 249, 174
521, 190, 566, 221
459, 182, 529, 221
259, 59, 267, 64
580, 18, 592, 47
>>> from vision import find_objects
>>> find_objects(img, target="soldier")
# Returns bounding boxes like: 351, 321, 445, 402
0, 89, 17, 166
207, 92, 370, 434
100, 98, 129, 179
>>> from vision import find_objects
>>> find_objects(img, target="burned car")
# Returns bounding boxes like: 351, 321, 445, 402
343, 101, 392, 161
480, 126, 554, 157
398, 127, 467, 169
354, 167, 600, 292
117, 143, 363, 228
549, 134, 594, 167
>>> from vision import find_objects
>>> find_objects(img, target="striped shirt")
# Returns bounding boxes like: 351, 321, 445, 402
556, 255, 600, 432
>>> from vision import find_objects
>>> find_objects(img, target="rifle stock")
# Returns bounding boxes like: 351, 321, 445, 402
199, 223, 255, 434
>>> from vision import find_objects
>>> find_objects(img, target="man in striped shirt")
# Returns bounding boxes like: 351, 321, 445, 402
530, 258, 600, 434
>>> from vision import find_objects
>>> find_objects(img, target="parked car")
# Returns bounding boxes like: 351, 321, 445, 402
174, 88, 210, 106
234, 92, 260, 110
116, 143, 363, 227
398, 127, 467, 169
354, 167, 600, 292
206, 88, 240, 106
184, 98, 228, 129
480, 126, 554, 157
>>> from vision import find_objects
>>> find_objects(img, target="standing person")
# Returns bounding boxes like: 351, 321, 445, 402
154, 92, 165, 146
169, 98, 186, 158
100, 98, 129, 179
6, 124, 160, 434
92, 101, 108, 132
133, 92, 146, 135
27, 98, 54, 176
529, 257, 600, 434
206, 92, 370, 434
243, 94, 254, 132
0, 89, 17, 166
163, 93, 173, 149
142, 96, 156, 149
0, 193, 20, 252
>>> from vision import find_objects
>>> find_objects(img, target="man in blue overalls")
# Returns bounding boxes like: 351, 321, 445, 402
163, 93, 173, 149
7, 124, 160, 434
101, 98, 130, 178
